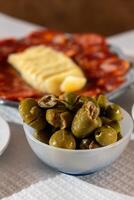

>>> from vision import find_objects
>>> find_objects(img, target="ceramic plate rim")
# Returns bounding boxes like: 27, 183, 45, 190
0, 116, 10, 156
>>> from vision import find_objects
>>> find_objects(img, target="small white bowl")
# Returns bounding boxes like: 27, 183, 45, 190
23, 108, 133, 175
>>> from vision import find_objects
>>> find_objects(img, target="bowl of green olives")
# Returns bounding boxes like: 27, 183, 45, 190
20, 93, 133, 175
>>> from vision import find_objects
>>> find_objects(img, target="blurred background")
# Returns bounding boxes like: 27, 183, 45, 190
0, 0, 134, 36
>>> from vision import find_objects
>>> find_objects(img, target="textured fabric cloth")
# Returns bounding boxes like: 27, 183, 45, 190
2, 175, 134, 200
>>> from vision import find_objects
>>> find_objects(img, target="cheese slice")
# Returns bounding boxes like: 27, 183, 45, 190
8, 45, 87, 95
60, 76, 86, 93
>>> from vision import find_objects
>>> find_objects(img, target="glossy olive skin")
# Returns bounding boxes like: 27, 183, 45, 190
34, 130, 50, 144
108, 121, 122, 140
106, 104, 122, 121
60, 93, 79, 110
29, 115, 46, 130
19, 98, 46, 130
101, 118, 122, 140
71, 101, 99, 138
97, 117, 102, 128
97, 95, 108, 109
108, 121, 121, 134
49, 130, 76, 149
19, 98, 38, 123
46, 108, 72, 129
80, 96, 100, 113
95, 126, 117, 146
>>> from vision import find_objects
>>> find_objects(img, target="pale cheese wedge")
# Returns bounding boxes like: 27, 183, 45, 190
8, 45, 87, 95
44, 69, 86, 94
60, 76, 86, 93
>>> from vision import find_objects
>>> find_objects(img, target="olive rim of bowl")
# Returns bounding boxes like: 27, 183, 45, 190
24, 108, 133, 153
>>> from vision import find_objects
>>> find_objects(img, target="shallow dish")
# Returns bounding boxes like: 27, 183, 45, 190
0, 43, 134, 108
23, 108, 133, 175
0, 116, 10, 156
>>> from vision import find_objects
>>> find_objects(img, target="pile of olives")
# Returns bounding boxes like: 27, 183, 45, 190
19, 93, 123, 150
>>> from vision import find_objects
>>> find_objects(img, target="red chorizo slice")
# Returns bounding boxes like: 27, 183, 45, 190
73, 33, 106, 48
24, 29, 63, 45
0, 65, 41, 101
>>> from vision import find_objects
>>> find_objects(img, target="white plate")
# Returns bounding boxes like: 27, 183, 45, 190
0, 116, 10, 156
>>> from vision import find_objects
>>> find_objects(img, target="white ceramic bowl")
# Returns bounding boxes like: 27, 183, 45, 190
23, 108, 133, 175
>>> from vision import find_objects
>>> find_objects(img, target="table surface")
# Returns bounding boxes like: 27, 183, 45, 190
0, 13, 134, 199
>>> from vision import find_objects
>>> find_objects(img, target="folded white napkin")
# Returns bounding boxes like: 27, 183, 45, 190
2, 174, 133, 200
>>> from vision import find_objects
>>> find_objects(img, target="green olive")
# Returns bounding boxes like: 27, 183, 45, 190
108, 121, 121, 134
97, 117, 102, 128
63, 93, 79, 103
79, 96, 100, 112
29, 115, 46, 130
100, 118, 122, 141
34, 130, 50, 144
106, 104, 122, 121
60, 93, 79, 109
19, 98, 46, 130
19, 98, 38, 124
46, 108, 72, 129
97, 94, 108, 109
108, 121, 122, 141
71, 101, 99, 138
95, 126, 117, 146
38, 94, 58, 108
49, 130, 76, 149
79, 96, 94, 104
